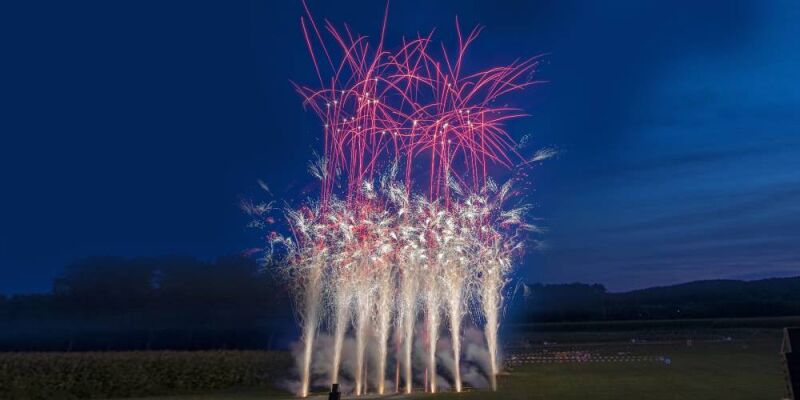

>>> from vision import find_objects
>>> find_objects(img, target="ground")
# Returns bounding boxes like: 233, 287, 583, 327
113, 327, 788, 400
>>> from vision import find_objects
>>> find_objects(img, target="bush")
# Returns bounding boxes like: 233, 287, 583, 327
0, 350, 292, 399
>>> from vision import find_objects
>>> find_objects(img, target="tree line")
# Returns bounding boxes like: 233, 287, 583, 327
2, 256, 799, 351
0, 255, 293, 351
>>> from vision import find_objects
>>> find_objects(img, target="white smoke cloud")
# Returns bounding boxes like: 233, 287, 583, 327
283, 323, 499, 394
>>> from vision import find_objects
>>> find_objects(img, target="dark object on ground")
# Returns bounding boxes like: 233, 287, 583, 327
328, 383, 341, 400
783, 328, 800, 400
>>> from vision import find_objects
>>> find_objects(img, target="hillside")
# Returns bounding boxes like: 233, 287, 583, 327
516, 276, 800, 322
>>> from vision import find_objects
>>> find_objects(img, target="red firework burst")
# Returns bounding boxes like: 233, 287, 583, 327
295, 2, 542, 206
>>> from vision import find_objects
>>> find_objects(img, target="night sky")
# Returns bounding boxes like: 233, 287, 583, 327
2, 1, 798, 294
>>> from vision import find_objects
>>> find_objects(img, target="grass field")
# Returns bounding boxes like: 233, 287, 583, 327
112, 326, 790, 400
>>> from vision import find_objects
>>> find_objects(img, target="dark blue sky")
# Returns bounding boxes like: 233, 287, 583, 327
1, 1, 798, 293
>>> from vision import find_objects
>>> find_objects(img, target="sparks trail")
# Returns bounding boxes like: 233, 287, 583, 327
295, 6, 542, 205
247, 3, 554, 397
252, 175, 544, 396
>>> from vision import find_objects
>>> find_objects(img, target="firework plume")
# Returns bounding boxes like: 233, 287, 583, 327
249, 3, 553, 397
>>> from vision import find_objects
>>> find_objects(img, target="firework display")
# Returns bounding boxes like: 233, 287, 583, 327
249, 4, 550, 397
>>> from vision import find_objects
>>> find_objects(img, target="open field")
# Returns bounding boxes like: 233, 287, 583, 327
111, 322, 793, 400
119, 337, 788, 400
0, 351, 291, 400
3, 317, 795, 400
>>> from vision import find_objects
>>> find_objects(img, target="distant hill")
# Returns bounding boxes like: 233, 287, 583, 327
515, 276, 800, 323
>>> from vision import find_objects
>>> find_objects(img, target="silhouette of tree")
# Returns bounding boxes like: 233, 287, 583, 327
53, 257, 156, 314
